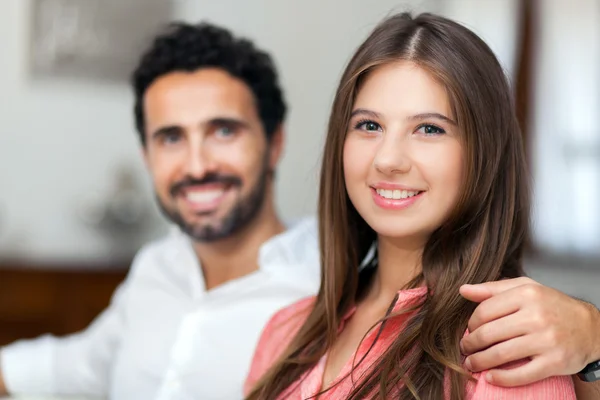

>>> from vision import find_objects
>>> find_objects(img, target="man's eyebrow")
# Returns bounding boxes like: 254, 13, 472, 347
206, 117, 250, 129
150, 117, 251, 138
151, 125, 182, 138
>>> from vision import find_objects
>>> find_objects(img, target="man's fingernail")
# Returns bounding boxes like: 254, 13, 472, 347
485, 372, 493, 383
465, 357, 472, 370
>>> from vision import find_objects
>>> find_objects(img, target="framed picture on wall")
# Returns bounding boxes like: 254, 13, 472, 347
29, 0, 174, 82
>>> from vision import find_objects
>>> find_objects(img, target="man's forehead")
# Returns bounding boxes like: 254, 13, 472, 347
145, 69, 255, 106
143, 70, 259, 128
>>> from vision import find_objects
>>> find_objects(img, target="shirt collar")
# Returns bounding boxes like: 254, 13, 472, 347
166, 216, 320, 288
258, 217, 319, 274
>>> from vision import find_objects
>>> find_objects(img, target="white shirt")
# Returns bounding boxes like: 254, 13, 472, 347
1, 217, 321, 400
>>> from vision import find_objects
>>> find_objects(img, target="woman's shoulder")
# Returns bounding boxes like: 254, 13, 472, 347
466, 362, 576, 399
244, 296, 316, 395
253, 295, 316, 359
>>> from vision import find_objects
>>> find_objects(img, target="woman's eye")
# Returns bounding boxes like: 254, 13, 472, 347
417, 124, 446, 136
355, 120, 382, 132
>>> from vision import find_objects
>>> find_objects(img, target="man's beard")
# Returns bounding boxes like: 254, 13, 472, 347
157, 161, 269, 243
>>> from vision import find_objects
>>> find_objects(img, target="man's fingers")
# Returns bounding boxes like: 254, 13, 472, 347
485, 357, 553, 387
459, 284, 494, 303
460, 277, 538, 303
466, 289, 524, 333
465, 335, 536, 372
461, 313, 526, 356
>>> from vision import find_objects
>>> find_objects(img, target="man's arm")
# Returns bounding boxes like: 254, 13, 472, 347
574, 377, 600, 400
0, 367, 6, 396
459, 277, 600, 398
0, 275, 131, 397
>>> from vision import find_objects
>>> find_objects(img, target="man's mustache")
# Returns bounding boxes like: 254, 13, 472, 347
170, 174, 242, 197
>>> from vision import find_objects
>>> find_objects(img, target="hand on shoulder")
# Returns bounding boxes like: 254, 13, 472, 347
460, 277, 600, 387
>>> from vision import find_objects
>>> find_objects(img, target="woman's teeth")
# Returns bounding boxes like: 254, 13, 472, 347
375, 188, 420, 200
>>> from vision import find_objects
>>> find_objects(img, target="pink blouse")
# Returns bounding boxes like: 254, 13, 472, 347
245, 287, 575, 399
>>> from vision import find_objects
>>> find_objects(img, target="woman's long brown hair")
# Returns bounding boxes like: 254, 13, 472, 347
247, 12, 530, 400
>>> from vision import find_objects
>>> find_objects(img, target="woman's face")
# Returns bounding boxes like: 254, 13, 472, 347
343, 61, 464, 246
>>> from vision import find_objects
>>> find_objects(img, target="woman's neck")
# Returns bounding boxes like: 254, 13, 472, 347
367, 235, 425, 305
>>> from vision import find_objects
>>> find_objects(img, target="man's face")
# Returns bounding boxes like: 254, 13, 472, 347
142, 68, 282, 242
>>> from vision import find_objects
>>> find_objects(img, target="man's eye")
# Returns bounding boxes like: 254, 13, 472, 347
163, 132, 181, 144
216, 126, 235, 137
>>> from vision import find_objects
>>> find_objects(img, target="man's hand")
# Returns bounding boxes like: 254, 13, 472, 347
459, 277, 600, 387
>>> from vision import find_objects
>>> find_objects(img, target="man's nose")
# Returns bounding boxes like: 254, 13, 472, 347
184, 137, 217, 178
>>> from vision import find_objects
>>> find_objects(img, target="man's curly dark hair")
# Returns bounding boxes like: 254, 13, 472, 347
131, 22, 287, 145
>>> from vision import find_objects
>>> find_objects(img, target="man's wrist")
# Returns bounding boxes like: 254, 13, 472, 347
578, 361, 600, 382
576, 302, 600, 382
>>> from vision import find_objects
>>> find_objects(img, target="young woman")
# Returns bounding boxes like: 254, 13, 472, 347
244, 12, 576, 399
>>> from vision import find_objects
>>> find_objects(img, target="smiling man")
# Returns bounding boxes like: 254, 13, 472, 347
0, 22, 320, 400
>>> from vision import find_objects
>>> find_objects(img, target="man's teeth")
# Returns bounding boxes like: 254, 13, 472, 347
376, 188, 420, 200
186, 190, 224, 203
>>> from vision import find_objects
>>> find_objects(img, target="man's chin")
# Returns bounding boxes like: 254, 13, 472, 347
158, 203, 222, 239
176, 212, 235, 241
182, 223, 231, 243
156, 182, 265, 242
